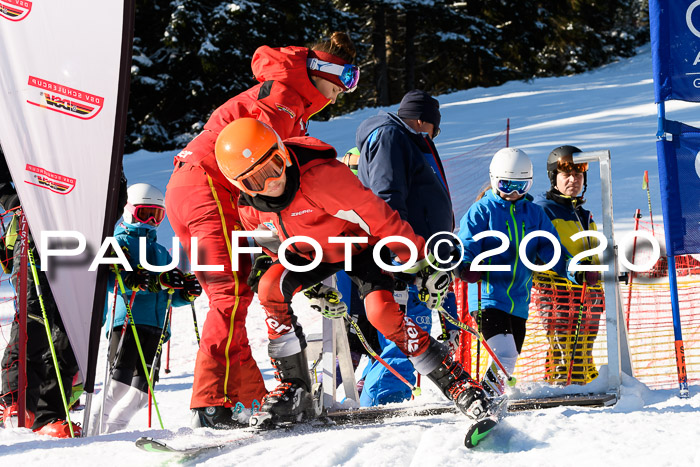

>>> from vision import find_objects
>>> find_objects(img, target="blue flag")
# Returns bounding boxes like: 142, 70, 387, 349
650, 0, 700, 102
657, 121, 700, 255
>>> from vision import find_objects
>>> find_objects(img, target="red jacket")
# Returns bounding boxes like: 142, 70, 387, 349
174, 45, 332, 180
238, 137, 427, 265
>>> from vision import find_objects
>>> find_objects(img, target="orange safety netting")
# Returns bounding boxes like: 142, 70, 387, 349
455, 225, 700, 389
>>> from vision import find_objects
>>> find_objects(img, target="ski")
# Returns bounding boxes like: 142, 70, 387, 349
135, 433, 257, 458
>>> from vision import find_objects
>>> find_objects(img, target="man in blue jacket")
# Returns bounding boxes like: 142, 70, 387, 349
355, 90, 459, 406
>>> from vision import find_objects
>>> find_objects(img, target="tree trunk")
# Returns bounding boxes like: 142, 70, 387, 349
372, 4, 390, 106
404, 9, 416, 93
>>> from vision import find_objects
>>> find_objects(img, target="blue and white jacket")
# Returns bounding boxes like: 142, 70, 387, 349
457, 190, 577, 319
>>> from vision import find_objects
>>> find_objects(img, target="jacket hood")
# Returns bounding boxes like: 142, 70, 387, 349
251, 46, 330, 119
117, 221, 158, 241
356, 111, 412, 149
285, 136, 338, 168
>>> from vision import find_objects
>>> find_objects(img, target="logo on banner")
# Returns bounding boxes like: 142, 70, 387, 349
696, 151, 700, 179
26, 76, 104, 120
24, 164, 76, 195
0, 0, 32, 21
688, 1, 700, 38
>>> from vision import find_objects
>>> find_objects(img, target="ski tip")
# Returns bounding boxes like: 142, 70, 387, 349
464, 418, 498, 449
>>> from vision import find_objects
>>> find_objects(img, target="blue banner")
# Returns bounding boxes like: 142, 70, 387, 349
657, 121, 700, 255
650, 0, 700, 102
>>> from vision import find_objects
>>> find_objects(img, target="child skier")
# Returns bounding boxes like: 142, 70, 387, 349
214, 118, 491, 428
90, 183, 201, 433
456, 148, 598, 397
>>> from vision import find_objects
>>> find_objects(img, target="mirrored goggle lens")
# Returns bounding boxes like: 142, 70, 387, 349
497, 179, 532, 195
239, 152, 286, 193
339, 64, 360, 92
558, 160, 588, 173
132, 205, 166, 224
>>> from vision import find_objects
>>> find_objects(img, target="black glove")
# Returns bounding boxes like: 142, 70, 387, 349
156, 269, 185, 291
247, 254, 273, 293
459, 263, 482, 283
123, 268, 152, 292
574, 270, 600, 286
181, 273, 202, 302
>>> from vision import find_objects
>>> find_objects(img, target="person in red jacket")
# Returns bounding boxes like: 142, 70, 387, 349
165, 33, 359, 429
214, 118, 491, 427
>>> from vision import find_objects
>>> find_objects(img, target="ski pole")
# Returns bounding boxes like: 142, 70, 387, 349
475, 283, 482, 380
148, 289, 174, 428
643, 170, 655, 235
625, 209, 642, 331
343, 313, 422, 397
437, 306, 516, 385
566, 282, 588, 385
191, 302, 201, 345
113, 267, 165, 429
27, 248, 75, 437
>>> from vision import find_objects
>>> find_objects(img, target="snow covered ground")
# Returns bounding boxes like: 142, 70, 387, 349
2, 44, 700, 465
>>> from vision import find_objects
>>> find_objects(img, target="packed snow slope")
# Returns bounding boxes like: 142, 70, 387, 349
2, 45, 700, 466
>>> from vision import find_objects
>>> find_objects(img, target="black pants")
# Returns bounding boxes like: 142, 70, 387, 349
477, 308, 527, 353
108, 325, 163, 393
1, 305, 78, 429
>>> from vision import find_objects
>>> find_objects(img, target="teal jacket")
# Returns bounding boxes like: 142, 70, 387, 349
103, 223, 190, 337
457, 190, 576, 319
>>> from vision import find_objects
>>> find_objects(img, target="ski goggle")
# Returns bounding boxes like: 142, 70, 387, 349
557, 160, 588, 173
235, 145, 287, 194
496, 178, 532, 195
307, 59, 360, 92
126, 203, 166, 225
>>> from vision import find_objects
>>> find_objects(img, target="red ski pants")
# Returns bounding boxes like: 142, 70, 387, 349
257, 253, 431, 359
166, 162, 266, 409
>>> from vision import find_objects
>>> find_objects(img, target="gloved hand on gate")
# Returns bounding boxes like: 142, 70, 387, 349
304, 284, 347, 319
415, 266, 453, 310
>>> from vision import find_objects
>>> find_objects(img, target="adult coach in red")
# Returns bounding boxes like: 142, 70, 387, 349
165, 33, 359, 428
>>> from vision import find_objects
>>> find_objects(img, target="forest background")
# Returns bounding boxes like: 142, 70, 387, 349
126, 0, 650, 152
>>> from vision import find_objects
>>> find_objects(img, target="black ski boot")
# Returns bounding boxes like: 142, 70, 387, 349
191, 406, 247, 429
425, 340, 491, 420
249, 349, 317, 427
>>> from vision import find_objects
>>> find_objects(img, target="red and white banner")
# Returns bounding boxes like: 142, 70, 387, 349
0, 0, 131, 387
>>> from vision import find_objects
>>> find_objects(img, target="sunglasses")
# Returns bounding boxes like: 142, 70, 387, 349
307, 58, 360, 92
496, 179, 532, 195
127, 203, 166, 225
235, 145, 287, 194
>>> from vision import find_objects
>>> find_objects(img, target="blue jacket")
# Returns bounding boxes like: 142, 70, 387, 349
355, 111, 454, 237
458, 190, 576, 319
103, 223, 189, 336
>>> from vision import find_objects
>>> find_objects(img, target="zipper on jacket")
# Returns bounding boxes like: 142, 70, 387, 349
505, 203, 520, 314
277, 213, 303, 255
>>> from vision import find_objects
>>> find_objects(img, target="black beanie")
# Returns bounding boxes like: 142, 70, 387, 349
397, 90, 441, 131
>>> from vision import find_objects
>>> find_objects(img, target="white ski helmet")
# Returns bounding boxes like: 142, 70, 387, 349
489, 147, 533, 195
123, 183, 165, 224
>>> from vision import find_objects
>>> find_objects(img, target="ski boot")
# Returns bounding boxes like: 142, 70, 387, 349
2, 403, 35, 428
191, 406, 248, 430
249, 349, 321, 428
424, 340, 492, 420
34, 419, 82, 438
